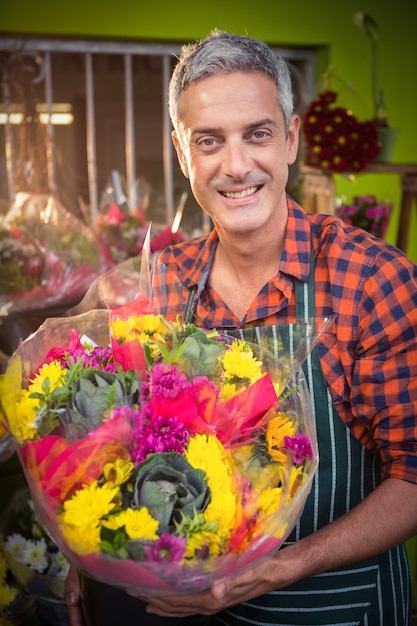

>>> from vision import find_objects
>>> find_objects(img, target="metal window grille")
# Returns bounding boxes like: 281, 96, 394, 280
0, 37, 316, 229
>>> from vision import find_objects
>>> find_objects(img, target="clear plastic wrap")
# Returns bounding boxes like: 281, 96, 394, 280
0, 245, 335, 594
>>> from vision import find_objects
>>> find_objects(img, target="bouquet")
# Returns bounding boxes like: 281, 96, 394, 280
0, 192, 110, 315
0, 543, 35, 626
336, 194, 393, 239
303, 90, 380, 172
0, 281, 330, 594
95, 172, 184, 265
0, 488, 70, 601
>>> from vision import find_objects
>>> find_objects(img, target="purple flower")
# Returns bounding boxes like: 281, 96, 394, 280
144, 532, 186, 563
284, 433, 313, 464
149, 363, 191, 399
134, 414, 190, 464
62, 346, 117, 372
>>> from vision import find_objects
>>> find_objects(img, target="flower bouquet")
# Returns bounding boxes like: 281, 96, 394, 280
0, 282, 330, 594
0, 192, 110, 316
336, 194, 393, 239
95, 172, 184, 265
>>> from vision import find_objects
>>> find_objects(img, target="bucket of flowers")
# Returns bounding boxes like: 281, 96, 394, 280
0, 488, 70, 625
0, 542, 36, 626
0, 264, 332, 595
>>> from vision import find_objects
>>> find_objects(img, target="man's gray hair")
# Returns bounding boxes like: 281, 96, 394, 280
169, 29, 294, 134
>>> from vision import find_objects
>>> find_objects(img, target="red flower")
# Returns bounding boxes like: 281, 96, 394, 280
303, 91, 380, 172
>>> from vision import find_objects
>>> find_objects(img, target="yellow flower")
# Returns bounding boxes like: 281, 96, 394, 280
221, 341, 263, 384
103, 508, 159, 540
103, 458, 134, 486
186, 434, 239, 545
9, 390, 39, 443
286, 465, 309, 503
111, 314, 169, 344
219, 381, 239, 401
185, 529, 222, 559
232, 444, 283, 491
28, 361, 66, 395
266, 412, 296, 464
257, 486, 284, 517
62, 481, 119, 527
60, 521, 101, 555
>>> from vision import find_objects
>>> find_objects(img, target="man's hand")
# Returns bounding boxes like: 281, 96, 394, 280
130, 478, 417, 618
64, 564, 87, 626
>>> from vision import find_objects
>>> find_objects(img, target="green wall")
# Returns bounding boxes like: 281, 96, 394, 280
1, 0, 417, 609
1, 0, 417, 260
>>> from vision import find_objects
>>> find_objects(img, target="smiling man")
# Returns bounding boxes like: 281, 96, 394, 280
65, 30, 417, 626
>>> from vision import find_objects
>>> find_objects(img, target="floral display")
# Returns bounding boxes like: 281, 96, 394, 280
0, 488, 69, 601
303, 90, 380, 172
95, 202, 184, 265
336, 194, 392, 239
0, 192, 110, 315
0, 295, 326, 594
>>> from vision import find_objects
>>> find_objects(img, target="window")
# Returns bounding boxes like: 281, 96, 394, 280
0, 37, 317, 233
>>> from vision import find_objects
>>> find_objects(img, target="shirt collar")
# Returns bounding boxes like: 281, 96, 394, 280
181, 196, 311, 288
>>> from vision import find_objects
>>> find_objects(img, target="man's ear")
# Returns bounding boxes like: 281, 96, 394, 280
172, 130, 190, 179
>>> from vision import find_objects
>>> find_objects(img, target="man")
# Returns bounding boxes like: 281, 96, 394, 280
66, 30, 417, 625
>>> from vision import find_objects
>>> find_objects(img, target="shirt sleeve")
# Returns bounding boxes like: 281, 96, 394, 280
350, 249, 417, 483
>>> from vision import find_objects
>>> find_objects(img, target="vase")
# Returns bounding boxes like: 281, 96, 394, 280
376, 127, 399, 163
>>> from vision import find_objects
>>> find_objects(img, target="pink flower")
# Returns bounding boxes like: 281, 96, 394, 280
284, 434, 313, 464
144, 532, 186, 563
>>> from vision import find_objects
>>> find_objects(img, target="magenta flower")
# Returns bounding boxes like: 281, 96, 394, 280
134, 414, 191, 464
284, 434, 313, 464
144, 532, 186, 563
147, 363, 191, 400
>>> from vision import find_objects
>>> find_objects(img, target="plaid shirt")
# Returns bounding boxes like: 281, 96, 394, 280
154, 196, 417, 484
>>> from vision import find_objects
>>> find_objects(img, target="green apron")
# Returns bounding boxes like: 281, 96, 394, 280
209, 249, 412, 626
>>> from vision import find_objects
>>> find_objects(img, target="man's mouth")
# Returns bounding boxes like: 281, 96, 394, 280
221, 185, 261, 199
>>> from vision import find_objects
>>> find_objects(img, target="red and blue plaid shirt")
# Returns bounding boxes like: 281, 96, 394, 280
154, 196, 417, 484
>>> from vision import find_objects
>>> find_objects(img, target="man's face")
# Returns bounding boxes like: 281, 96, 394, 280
172, 71, 300, 237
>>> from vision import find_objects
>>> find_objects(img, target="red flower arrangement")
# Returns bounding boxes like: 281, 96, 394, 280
303, 91, 380, 172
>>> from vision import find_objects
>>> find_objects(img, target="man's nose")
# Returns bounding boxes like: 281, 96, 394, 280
222, 141, 252, 179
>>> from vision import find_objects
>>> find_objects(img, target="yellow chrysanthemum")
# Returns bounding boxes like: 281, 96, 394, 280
111, 314, 169, 344
257, 486, 284, 518
103, 458, 134, 486
185, 434, 239, 543
232, 444, 284, 492
28, 361, 67, 396
9, 390, 39, 443
219, 381, 239, 401
266, 412, 296, 464
103, 507, 159, 540
185, 529, 222, 559
0, 583, 18, 611
62, 481, 119, 527
60, 520, 101, 555
286, 465, 308, 503
222, 341, 263, 384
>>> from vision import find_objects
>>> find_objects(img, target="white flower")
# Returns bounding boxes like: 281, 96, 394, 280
22, 537, 49, 573
4, 533, 27, 563
51, 551, 70, 579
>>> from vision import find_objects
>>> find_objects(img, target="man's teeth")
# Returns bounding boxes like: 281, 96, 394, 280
223, 186, 259, 199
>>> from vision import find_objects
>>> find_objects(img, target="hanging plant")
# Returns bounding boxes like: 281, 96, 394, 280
303, 90, 380, 173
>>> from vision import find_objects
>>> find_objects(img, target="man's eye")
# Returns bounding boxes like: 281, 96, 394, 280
252, 130, 268, 139
199, 138, 216, 147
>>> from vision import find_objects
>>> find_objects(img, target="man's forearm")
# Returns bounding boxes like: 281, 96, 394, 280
273, 477, 417, 585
